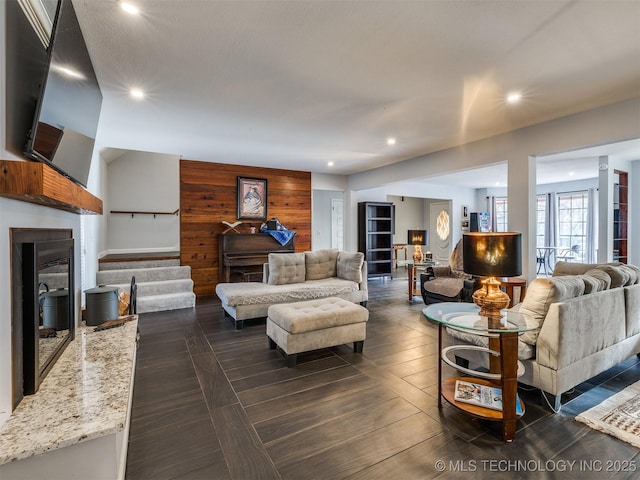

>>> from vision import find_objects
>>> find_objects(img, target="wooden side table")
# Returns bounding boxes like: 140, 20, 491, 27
408, 262, 437, 303
393, 244, 408, 268
498, 277, 527, 308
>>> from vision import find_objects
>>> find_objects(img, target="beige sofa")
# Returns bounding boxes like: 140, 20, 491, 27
446, 261, 640, 411
215, 249, 368, 329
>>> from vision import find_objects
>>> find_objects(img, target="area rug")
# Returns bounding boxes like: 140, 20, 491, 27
575, 381, 640, 448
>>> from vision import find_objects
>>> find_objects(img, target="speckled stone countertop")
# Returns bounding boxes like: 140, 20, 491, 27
0, 319, 138, 464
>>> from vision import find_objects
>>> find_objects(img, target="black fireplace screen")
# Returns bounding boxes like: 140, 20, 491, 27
22, 239, 75, 395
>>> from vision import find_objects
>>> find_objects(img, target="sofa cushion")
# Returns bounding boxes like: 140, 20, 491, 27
215, 278, 359, 306
594, 264, 629, 288
305, 249, 338, 280
619, 264, 639, 285
518, 276, 585, 345
627, 264, 640, 284
552, 261, 600, 276
423, 277, 465, 298
337, 251, 364, 283
579, 274, 601, 294
268, 252, 306, 285
584, 268, 612, 291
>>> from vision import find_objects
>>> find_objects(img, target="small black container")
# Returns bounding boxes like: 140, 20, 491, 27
85, 285, 119, 326
42, 289, 70, 331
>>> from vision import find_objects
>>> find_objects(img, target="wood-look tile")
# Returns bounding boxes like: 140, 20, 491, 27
128, 395, 210, 438
126, 417, 223, 480
231, 355, 348, 392
211, 403, 280, 480
184, 321, 212, 355
384, 352, 439, 378
403, 365, 439, 389
346, 432, 492, 480
237, 364, 362, 407
278, 413, 442, 480
168, 457, 232, 480
361, 332, 436, 357
367, 343, 439, 366
225, 349, 336, 381
190, 350, 238, 409
244, 373, 377, 424
255, 384, 398, 444
267, 396, 420, 468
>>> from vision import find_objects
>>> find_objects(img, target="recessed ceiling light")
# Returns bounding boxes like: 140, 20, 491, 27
130, 88, 145, 99
387, 138, 396, 146
120, 2, 140, 15
327, 161, 334, 167
568, 171, 575, 176
506, 92, 522, 104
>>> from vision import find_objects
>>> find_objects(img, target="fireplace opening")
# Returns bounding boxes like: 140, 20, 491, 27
10, 228, 74, 408
22, 239, 75, 395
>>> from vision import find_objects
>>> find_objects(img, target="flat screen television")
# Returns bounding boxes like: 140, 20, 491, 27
23, 0, 102, 188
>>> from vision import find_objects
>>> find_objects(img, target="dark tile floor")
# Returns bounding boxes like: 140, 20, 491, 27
125, 269, 640, 480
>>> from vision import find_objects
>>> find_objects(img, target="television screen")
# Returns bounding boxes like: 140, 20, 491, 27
24, 0, 102, 188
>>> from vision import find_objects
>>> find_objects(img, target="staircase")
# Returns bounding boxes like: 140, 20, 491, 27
97, 255, 196, 314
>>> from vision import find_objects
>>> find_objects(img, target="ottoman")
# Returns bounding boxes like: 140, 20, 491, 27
267, 297, 369, 367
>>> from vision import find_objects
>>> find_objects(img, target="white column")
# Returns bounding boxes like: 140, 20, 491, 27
508, 156, 536, 281
597, 156, 612, 263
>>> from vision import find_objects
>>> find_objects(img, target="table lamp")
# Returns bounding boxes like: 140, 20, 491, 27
408, 229, 427, 263
462, 232, 522, 321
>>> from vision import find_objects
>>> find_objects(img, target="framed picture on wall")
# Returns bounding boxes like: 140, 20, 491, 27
237, 177, 267, 220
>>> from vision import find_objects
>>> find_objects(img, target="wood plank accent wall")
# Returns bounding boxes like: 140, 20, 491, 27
180, 160, 312, 297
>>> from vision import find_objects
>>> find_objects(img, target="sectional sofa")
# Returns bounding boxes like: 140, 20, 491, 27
445, 261, 640, 411
215, 249, 368, 329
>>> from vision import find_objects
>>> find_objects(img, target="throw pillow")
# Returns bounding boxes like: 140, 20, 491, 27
579, 274, 601, 294
584, 269, 612, 291
267, 252, 306, 285
305, 249, 338, 280
594, 264, 629, 288
518, 276, 585, 345
449, 240, 464, 273
624, 264, 640, 284
618, 264, 638, 285
337, 251, 364, 283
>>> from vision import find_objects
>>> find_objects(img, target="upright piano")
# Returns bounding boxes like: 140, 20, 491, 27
219, 233, 295, 282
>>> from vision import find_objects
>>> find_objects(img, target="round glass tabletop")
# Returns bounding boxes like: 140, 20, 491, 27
423, 302, 538, 333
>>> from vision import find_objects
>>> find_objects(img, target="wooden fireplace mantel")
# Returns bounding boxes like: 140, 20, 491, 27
0, 160, 102, 214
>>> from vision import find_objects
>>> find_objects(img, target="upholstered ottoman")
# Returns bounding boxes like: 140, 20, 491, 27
267, 297, 369, 367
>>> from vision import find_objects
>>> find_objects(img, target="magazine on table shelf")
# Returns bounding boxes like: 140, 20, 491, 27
454, 379, 522, 414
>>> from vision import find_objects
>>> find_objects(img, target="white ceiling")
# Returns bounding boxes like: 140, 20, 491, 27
70, 0, 640, 180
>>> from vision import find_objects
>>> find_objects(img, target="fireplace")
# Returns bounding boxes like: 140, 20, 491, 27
10, 228, 75, 407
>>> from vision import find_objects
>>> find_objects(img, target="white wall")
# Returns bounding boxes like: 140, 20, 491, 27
387, 195, 424, 245
632, 160, 640, 265
311, 173, 348, 191
311, 190, 344, 250
106, 150, 180, 254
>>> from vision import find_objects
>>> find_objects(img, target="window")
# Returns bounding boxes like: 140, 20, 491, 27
536, 195, 546, 247
494, 197, 508, 232
557, 191, 588, 262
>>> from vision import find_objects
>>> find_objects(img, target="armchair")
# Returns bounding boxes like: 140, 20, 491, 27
420, 240, 478, 304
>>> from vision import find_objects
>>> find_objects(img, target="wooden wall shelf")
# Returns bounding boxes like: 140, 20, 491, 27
0, 160, 102, 215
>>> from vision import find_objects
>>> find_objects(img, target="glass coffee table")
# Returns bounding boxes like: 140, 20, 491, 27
423, 302, 538, 442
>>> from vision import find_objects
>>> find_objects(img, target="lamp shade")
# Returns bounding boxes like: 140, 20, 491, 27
408, 229, 427, 246
462, 232, 522, 277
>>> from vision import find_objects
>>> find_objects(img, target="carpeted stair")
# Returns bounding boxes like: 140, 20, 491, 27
97, 258, 195, 313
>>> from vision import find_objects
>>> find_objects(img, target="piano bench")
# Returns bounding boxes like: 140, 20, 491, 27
239, 271, 263, 282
